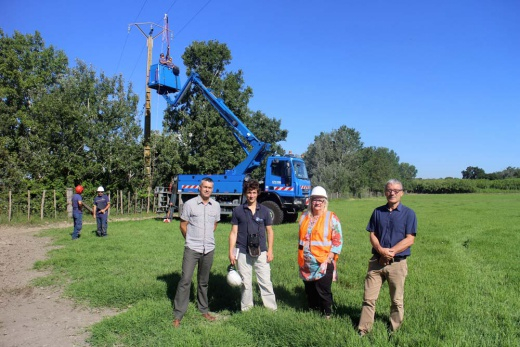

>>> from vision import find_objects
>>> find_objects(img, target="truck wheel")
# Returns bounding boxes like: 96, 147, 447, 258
261, 201, 284, 225
284, 212, 299, 223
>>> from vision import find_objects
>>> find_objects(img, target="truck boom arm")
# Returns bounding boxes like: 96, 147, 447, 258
162, 72, 271, 175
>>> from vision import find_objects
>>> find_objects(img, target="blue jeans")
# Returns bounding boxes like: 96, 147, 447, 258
72, 212, 83, 239
96, 213, 108, 236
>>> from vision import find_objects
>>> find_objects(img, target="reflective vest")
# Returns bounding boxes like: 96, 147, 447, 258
298, 211, 337, 267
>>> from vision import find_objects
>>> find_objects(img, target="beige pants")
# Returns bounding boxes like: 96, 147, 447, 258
237, 251, 277, 311
358, 256, 408, 333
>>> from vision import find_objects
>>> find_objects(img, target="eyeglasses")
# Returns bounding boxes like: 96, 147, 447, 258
312, 199, 325, 204
385, 189, 402, 194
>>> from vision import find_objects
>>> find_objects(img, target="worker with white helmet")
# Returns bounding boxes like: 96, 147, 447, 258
92, 186, 110, 237
298, 186, 343, 319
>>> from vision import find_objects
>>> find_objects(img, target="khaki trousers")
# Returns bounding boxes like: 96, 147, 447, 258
358, 256, 408, 333
237, 251, 277, 311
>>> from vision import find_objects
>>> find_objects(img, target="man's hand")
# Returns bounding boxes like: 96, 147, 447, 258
380, 248, 395, 259
229, 250, 236, 266
378, 257, 391, 266
266, 250, 274, 263
378, 248, 395, 266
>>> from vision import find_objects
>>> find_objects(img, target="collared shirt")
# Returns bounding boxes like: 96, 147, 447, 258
181, 195, 221, 254
366, 202, 417, 257
93, 195, 110, 215
231, 203, 273, 254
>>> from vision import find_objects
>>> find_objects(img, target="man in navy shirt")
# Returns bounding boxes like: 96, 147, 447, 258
93, 186, 110, 237
358, 179, 417, 336
228, 179, 277, 311
71, 185, 84, 240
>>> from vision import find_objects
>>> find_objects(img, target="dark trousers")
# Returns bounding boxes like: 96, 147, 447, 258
304, 262, 334, 315
72, 212, 82, 239
173, 247, 214, 320
96, 213, 108, 236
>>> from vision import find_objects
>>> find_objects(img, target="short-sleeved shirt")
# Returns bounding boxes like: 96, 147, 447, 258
231, 203, 273, 254
366, 203, 417, 257
72, 193, 83, 214
180, 195, 221, 254
93, 195, 110, 215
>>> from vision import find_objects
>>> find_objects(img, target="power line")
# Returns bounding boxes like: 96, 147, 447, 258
115, 0, 150, 75
175, 0, 213, 36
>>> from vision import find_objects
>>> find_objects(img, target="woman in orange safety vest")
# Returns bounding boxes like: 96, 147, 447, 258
298, 186, 343, 318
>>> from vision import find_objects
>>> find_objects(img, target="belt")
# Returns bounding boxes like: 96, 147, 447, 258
392, 256, 407, 263
375, 255, 407, 263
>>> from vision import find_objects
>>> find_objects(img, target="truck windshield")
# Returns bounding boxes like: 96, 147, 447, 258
293, 161, 309, 180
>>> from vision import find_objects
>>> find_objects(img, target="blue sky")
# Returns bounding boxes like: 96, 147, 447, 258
2, 0, 519, 178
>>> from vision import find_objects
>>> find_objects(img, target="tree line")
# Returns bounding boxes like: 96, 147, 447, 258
6, 29, 516, 201
461, 166, 520, 180
0, 29, 422, 200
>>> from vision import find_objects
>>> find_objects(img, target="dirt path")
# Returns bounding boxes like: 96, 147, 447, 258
0, 222, 118, 347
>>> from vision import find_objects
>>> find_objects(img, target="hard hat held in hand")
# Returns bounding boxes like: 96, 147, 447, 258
226, 264, 242, 287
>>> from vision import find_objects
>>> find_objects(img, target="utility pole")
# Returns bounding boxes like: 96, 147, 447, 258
129, 16, 171, 190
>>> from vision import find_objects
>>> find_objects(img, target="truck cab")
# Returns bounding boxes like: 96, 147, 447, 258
260, 154, 311, 224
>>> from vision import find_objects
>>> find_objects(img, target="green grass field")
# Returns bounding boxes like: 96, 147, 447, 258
35, 193, 520, 346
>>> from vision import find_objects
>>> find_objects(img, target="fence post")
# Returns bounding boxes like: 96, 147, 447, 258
66, 188, 73, 218
8, 190, 12, 222
54, 190, 57, 219
115, 190, 119, 214
41, 190, 46, 220
27, 190, 31, 221
120, 190, 124, 215
127, 191, 131, 214
147, 187, 151, 214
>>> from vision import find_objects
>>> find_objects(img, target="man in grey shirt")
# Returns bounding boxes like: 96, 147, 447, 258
173, 177, 221, 328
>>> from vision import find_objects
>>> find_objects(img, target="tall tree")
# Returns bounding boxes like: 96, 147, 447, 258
163, 40, 287, 177
461, 166, 486, 179
0, 30, 68, 189
360, 146, 401, 192
29, 60, 142, 191
399, 162, 418, 188
304, 125, 364, 195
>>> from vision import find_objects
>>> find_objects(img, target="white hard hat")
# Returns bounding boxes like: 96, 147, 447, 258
310, 186, 327, 199
226, 264, 242, 287
97, 186, 105, 192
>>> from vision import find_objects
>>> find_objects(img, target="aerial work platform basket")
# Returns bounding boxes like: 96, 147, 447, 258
148, 64, 181, 95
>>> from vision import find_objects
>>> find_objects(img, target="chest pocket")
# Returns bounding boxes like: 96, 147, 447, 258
206, 211, 218, 224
